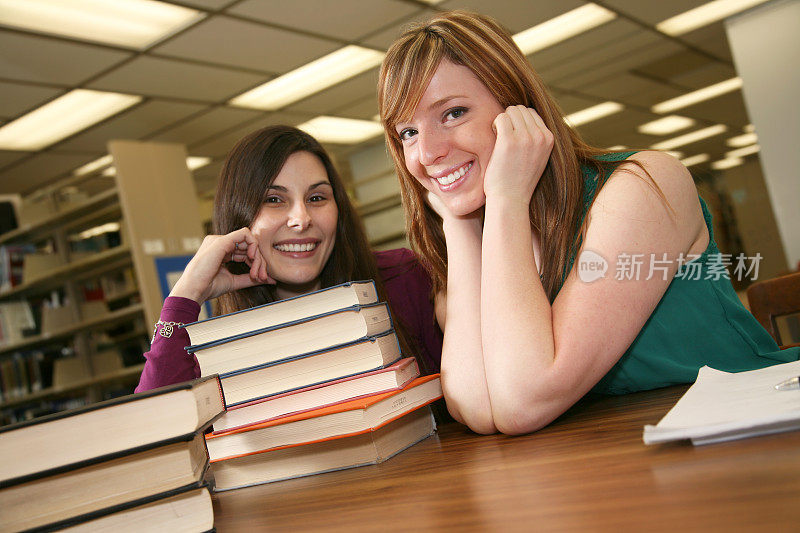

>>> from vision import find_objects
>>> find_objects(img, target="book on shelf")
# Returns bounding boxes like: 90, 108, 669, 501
218, 330, 404, 407
55, 484, 213, 533
0, 375, 224, 486
1, 433, 210, 532
206, 374, 442, 463
215, 357, 420, 432
189, 302, 392, 377
183, 279, 379, 345
211, 402, 437, 491
643, 360, 800, 445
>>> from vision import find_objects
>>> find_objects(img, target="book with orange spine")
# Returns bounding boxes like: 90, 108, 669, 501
205, 374, 441, 463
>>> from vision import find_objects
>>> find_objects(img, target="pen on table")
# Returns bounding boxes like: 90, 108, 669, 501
774, 376, 800, 391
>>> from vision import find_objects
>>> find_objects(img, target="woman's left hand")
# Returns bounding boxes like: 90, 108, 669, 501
483, 105, 554, 203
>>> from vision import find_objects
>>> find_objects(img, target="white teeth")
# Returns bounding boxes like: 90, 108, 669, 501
436, 162, 472, 186
274, 242, 317, 252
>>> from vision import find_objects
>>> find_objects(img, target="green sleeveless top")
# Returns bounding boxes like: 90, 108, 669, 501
568, 152, 799, 395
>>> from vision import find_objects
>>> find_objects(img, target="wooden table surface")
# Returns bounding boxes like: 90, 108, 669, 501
212, 386, 800, 532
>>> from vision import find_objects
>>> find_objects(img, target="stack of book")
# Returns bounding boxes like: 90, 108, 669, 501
183, 280, 442, 491
0, 376, 224, 532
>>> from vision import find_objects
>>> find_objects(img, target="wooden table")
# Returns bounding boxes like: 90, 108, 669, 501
212, 386, 800, 531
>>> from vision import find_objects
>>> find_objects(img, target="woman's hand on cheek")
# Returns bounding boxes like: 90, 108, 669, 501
483, 105, 554, 204
169, 227, 275, 304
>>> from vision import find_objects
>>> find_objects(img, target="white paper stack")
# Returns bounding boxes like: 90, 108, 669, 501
643, 360, 800, 445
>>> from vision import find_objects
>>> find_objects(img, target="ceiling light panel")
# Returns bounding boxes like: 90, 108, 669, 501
726, 144, 760, 158
297, 116, 383, 144
657, 0, 772, 36
638, 115, 696, 135
652, 78, 743, 114
650, 124, 728, 150
0, 89, 142, 151
711, 157, 744, 170
727, 132, 758, 147
681, 153, 710, 167
230, 46, 384, 111
73, 154, 114, 176
513, 3, 617, 55
565, 102, 624, 127
0, 0, 204, 49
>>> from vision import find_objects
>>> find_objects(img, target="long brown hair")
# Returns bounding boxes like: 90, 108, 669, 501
378, 11, 643, 301
212, 126, 420, 364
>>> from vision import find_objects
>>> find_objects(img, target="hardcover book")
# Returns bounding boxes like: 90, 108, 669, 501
189, 302, 392, 377
211, 405, 436, 491
218, 330, 403, 407
206, 374, 442, 462
183, 280, 378, 345
1, 433, 209, 532
0, 375, 224, 486
214, 357, 420, 432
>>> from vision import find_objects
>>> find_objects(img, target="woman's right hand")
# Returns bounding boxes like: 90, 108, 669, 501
169, 227, 274, 304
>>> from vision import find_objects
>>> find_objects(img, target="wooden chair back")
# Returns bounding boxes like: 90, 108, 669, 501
746, 271, 800, 347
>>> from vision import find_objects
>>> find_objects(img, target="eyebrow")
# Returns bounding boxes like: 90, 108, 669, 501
267, 181, 332, 192
396, 95, 467, 129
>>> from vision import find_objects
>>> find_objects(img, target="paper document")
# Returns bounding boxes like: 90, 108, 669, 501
643, 360, 800, 445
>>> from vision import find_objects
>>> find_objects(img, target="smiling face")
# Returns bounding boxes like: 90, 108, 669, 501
250, 151, 338, 298
395, 59, 505, 216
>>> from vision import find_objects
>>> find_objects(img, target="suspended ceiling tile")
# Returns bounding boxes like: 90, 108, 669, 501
336, 96, 381, 121
440, 0, 585, 33
285, 68, 379, 115
602, 0, 709, 26
0, 150, 29, 170
576, 73, 684, 109
677, 24, 734, 62
0, 152, 95, 195
675, 91, 751, 127
57, 100, 209, 152
152, 15, 339, 74
229, 0, 419, 42
0, 81, 62, 119
631, 48, 717, 86
670, 62, 738, 90
0, 31, 132, 86
87, 56, 267, 102
554, 93, 604, 115
149, 106, 265, 147
185, 111, 305, 157
575, 107, 656, 145
359, 8, 437, 50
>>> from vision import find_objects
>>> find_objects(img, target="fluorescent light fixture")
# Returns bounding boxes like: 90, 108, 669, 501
297, 116, 384, 144
0, 0, 203, 49
73, 155, 114, 176
651, 124, 728, 150
744, 124, 755, 133
0, 89, 142, 151
637, 115, 696, 135
230, 45, 384, 111
727, 132, 758, 147
711, 157, 744, 170
652, 78, 743, 114
665, 150, 684, 159
78, 222, 121, 240
565, 102, 624, 127
187, 156, 211, 170
681, 153, 710, 167
101, 156, 211, 177
606, 145, 627, 150
513, 4, 617, 55
656, 0, 771, 36
726, 144, 760, 158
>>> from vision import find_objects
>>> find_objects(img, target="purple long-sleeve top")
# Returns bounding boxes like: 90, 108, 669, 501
135, 248, 443, 392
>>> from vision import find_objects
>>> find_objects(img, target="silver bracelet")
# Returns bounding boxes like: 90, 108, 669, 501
152, 320, 184, 343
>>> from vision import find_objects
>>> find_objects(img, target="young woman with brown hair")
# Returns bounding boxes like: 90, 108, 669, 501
378, 11, 797, 435
135, 125, 441, 392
